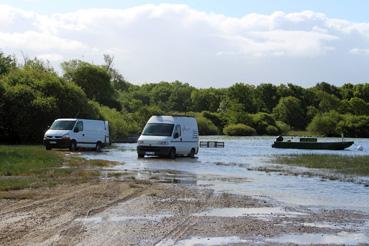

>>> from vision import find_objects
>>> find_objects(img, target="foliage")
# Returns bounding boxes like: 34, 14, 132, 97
276, 121, 290, 134
1, 51, 369, 143
251, 112, 279, 135
307, 111, 342, 137
195, 114, 219, 135
227, 83, 257, 113
0, 52, 16, 76
273, 96, 306, 130
62, 60, 120, 109
223, 124, 256, 136
97, 105, 140, 140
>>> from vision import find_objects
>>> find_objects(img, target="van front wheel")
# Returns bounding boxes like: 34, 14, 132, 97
169, 148, 176, 159
95, 142, 102, 152
189, 148, 195, 158
70, 141, 77, 152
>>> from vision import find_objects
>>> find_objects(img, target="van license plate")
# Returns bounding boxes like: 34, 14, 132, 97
145, 152, 155, 155
49, 141, 57, 144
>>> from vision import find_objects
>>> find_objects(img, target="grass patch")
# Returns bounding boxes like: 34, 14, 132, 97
286, 130, 321, 137
273, 154, 369, 176
0, 177, 38, 191
67, 157, 118, 168
0, 145, 108, 192
0, 145, 63, 176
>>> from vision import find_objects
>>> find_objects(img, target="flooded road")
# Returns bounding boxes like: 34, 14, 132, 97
84, 136, 369, 212
79, 136, 369, 245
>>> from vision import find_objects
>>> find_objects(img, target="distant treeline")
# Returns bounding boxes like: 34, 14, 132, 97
1, 52, 369, 143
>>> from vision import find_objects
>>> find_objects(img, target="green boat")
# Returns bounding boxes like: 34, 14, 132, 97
272, 137, 354, 150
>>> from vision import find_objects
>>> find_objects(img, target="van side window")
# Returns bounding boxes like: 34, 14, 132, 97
75, 121, 83, 132
173, 125, 181, 138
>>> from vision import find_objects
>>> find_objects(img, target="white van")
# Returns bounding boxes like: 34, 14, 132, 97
137, 115, 199, 158
43, 118, 110, 151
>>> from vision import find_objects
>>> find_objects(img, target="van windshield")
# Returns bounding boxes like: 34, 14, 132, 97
50, 120, 76, 130
142, 123, 174, 136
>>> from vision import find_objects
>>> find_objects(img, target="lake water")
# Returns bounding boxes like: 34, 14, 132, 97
83, 136, 369, 212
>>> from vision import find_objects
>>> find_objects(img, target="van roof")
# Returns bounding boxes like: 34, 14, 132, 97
55, 118, 105, 121
152, 115, 195, 118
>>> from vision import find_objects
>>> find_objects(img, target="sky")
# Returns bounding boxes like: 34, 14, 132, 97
1, 0, 369, 87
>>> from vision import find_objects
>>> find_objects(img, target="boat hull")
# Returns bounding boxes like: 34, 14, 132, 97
272, 141, 354, 150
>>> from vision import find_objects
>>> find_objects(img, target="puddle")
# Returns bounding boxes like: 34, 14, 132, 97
76, 214, 173, 224
194, 207, 307, 220
302, 222, 349, 230
267, 231, 369, 245
157, 236, 251, 246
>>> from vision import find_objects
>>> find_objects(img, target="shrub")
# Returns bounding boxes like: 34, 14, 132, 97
251, 112, 277, 135
202, 111, 227, 132
195, 115, 218, 135
266, 125, 280, 135
276, 121, 290, 134
307, 111, 342, 136
223, 124, 256, 136
337, 114, 369, 138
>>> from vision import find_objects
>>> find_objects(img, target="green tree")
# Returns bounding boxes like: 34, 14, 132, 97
348, 97, 369, 115
227, 83, 257, 113
0, 52, 16, 76
167, 81, 194, 112
353, 84, 369, 102
191, 88, 222, 112
273, 96, 305, 129
62, 60, 118, 108
255, 83, 279, 113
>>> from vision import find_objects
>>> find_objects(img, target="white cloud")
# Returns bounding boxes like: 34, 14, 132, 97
350, 48, 369, 55
0, 4, 369, 87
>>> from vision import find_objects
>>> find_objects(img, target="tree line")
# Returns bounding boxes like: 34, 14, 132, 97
1, 52, 369, 143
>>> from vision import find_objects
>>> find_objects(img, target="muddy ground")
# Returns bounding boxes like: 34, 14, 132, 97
1, 175, 368, 246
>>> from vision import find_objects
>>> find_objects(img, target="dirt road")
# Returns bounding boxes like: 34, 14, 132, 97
1, 177, 368, 245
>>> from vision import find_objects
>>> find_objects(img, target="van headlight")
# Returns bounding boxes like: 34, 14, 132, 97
159, 141, 169, 145
62, 134, 70, 140
138, 140, 144, 145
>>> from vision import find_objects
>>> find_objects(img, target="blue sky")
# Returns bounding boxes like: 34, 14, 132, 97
2, 0, 369, 22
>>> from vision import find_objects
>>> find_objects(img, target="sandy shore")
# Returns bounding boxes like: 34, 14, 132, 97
1, 176, 368, 245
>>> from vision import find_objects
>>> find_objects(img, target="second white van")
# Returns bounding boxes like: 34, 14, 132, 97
43, 118, 110, 151
137, 115, 199, 158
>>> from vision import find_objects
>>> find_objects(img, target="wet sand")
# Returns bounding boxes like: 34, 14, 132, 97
1, 176, 368, 245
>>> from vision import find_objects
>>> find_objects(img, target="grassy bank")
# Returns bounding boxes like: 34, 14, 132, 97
273, 154, 369, 176
286, 130, 321, 137
0, 145, 114, 192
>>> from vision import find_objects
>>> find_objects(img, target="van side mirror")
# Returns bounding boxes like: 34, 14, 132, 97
74, 128, 79, 133
174, 133, 179, 139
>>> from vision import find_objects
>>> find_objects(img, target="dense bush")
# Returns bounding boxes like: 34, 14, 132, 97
337, 115, 369, 138
195, 115, 219, 135
276, 121, 291, 134
251, 112, 279, 135
308, 112, 369, 137
307, 111, 342, 137
266, 125, 280, 135
223, 124, 256, 136
202, 111, 227, 133
98, 105, 140, 140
